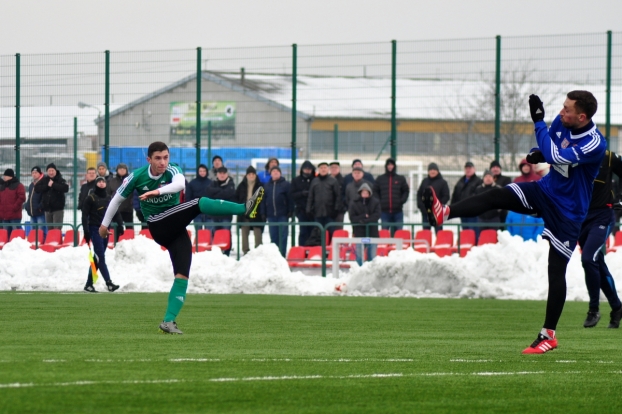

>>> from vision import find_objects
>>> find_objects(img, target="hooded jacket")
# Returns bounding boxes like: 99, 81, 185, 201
513, 159, 542, 183
78, 179, 96, 210
25, 178, 44, 217
306, 173, 341, 218
185, 164, 212, 202
373, 158, 409, 213
0, 177, 26, 220
416, 170, 450, 212
344, 177, 373, 210
348, 183, 381, 237
450, 173, 482, 205
236, 175, 264, 223
35, 168, 69, 212
261, 176, 294, 218
290, 161, 316, 214
81, 185, 124, 232
258, 157, 279, 184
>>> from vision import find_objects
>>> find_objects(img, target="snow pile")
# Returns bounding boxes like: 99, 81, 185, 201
1, 231, 621, 302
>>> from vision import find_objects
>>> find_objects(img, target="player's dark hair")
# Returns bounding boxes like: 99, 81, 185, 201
148, 141, 169, 158
567, 90, 597, 119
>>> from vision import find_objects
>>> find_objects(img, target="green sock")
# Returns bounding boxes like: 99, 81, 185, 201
163, 278, 188, 322
199, 197, 245, 216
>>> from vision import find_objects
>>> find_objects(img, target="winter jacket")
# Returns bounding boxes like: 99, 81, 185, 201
344, 179, 373, 211
342, 171, 375, 201
290, 161, 316, 214
416, 173, 450, 212
306, 174, 341, 218
24, 179, 45, 217
205, 176, 236, 218
450, 174, 482, 205
348, 183, 381, 238
258, 157, 280, 184
0, 177, 26, 220
332, 173, 346, 213
493, 174, 512, 188
81, 187, 123, 234
236, 177, 264, 223
513, 159, 542, 183
373, 160, 409, 214
78, 180, 96, 210
474, 182, 502, 220
262, 177, 294, 218
34, 170, 69, 212
185, 165, 212, 202
108, 173, 134, 214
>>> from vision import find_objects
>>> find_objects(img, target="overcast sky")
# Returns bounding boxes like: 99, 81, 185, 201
1, 0, 621, 55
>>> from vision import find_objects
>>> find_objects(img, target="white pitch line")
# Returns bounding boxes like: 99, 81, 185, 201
0, 379, 186, 389
169, 358, 221, 362
450, 359, 499, 363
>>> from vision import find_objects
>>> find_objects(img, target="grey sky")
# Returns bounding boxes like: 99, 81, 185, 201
1, 0, 621, 55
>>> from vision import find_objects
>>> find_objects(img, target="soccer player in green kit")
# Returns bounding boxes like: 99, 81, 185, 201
100, 141, 264, 334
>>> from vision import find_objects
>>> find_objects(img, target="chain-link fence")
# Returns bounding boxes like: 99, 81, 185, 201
1, 32, 620, 225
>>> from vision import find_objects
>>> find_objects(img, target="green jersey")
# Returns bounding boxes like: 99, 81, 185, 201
117, 163, 184, 220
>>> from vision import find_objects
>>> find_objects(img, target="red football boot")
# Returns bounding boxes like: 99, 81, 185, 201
522, 329, 558, 354
422, 187, 449, 227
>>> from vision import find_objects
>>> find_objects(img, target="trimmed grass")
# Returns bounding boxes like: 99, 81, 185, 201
0, 293, 621, 413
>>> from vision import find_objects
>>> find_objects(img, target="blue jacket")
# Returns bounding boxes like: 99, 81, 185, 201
534, 115, 606, 222
261, 177, 293, 218
505, 211, 544, 241
24, 180, 45, 217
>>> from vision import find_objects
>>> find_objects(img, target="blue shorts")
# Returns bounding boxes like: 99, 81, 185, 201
507, 182, 581, 261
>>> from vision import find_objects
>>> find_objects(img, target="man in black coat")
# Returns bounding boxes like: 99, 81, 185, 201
348, 182, 381, 265
236, 166, 264, 255
344, 167, 373, 211
416, 163, 449, 232
342, 159, 375, 202
307, 162, 341, 237
450, 161, 482, 232
373, 158, 409, 236
78, 167, 97, 210
204, 166, 236, 255
330, 161, 346, 230
290, 160, 316, 245
35, 163, 69, 230
185, 164, 212, 230
24, 166, 46, 236
489, 160, 512, 226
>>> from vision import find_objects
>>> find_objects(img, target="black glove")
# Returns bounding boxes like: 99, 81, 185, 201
526, 150, 546, 164
529, 94, 545, 123
117, 226, 125, 237
84, 231, 91, 244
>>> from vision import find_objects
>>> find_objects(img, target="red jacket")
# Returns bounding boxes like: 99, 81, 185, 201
513, 159, 542, 183
0, 178, 26, 220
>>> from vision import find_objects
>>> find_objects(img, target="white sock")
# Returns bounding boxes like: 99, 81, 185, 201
540, 328, 555, 339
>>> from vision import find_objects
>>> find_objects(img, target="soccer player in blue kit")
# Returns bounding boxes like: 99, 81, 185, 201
423, 91, 606, 354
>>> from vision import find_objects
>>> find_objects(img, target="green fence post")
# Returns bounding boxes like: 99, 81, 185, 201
494, 35, 501, 162
15, 53, 20, 180
291, 43, 298, 247
606, 30, 612, 148
391, 40, 397, 160
207, 121, 212, 163
104, 50, 110, 167
73, 118, 78, 230
333, 124, 339, 160
196, 47, 202, 168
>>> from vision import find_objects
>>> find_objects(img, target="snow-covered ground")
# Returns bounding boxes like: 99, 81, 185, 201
1, 231, 621, 303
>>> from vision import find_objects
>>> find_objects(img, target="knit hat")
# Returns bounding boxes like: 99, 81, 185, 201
352, 159, 362, 167
3, 168, 15, 178
116, 162, 128, 171
246, 165, 257, 175
483, 169, 494, 178
270, 166, 282, 174
31, 166, 42, 174
427, 163, 439, 172
212, 155, 223, 164
95, 176, 106, 183
352, 166, 364, 172
216, 166, 228, 173
489, 160, 501, 169
97, 161, 107, 169
464, 161, 474, 168
46, 163, 57, 171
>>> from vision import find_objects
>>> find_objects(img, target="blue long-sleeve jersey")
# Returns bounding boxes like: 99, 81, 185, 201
534, 115, 606, 222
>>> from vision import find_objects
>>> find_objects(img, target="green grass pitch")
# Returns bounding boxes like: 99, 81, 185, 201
1, 292, 621, 413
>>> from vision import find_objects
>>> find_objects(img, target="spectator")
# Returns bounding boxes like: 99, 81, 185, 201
107, 163, 134, 229
344, 167, 373, 211
474, 170, 502, 238
290, 160, 316, 245
0, 169, 26, 238
96, 161, 112, 183
236, 166, 264, 255
204, 166, 236, 255
258, 157, 279, 184
374, 158, 409, 236
211, 155, 224, 177
35, 163, 69, 230
342, 159, 375, 201
78, 167, 97, 210
513, 159, 542, 183
505, 210, 544, 242
450, 161, 482, 232
261, 166, 293, 257
349, 182, 381, 266
330, 161, 346, 230
82, 176, 123, 293
132, 190, 147, 229
185, 164, 212, 230
24, 166, 46, 237
489, 160, 512, 227
416, 163, 449, 232
307, 162, 341, 238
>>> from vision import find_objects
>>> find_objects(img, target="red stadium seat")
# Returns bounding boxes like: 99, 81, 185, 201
59, 230, 80, 249
118, 229, 135, 242
138, 229, 153, 239
27, 229, 45, 249
413, 229, 431, 253
41, 229, 62, 250
478, 229, 498, 246
0, 229, 8, 250
394, 229, 412, 249
432, 230, 454, 257
456, 229, 476, 257
209, 229, 231, 252
194, 229, 212, 252
9, 229, 25, 242
286, 246, 307, 268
